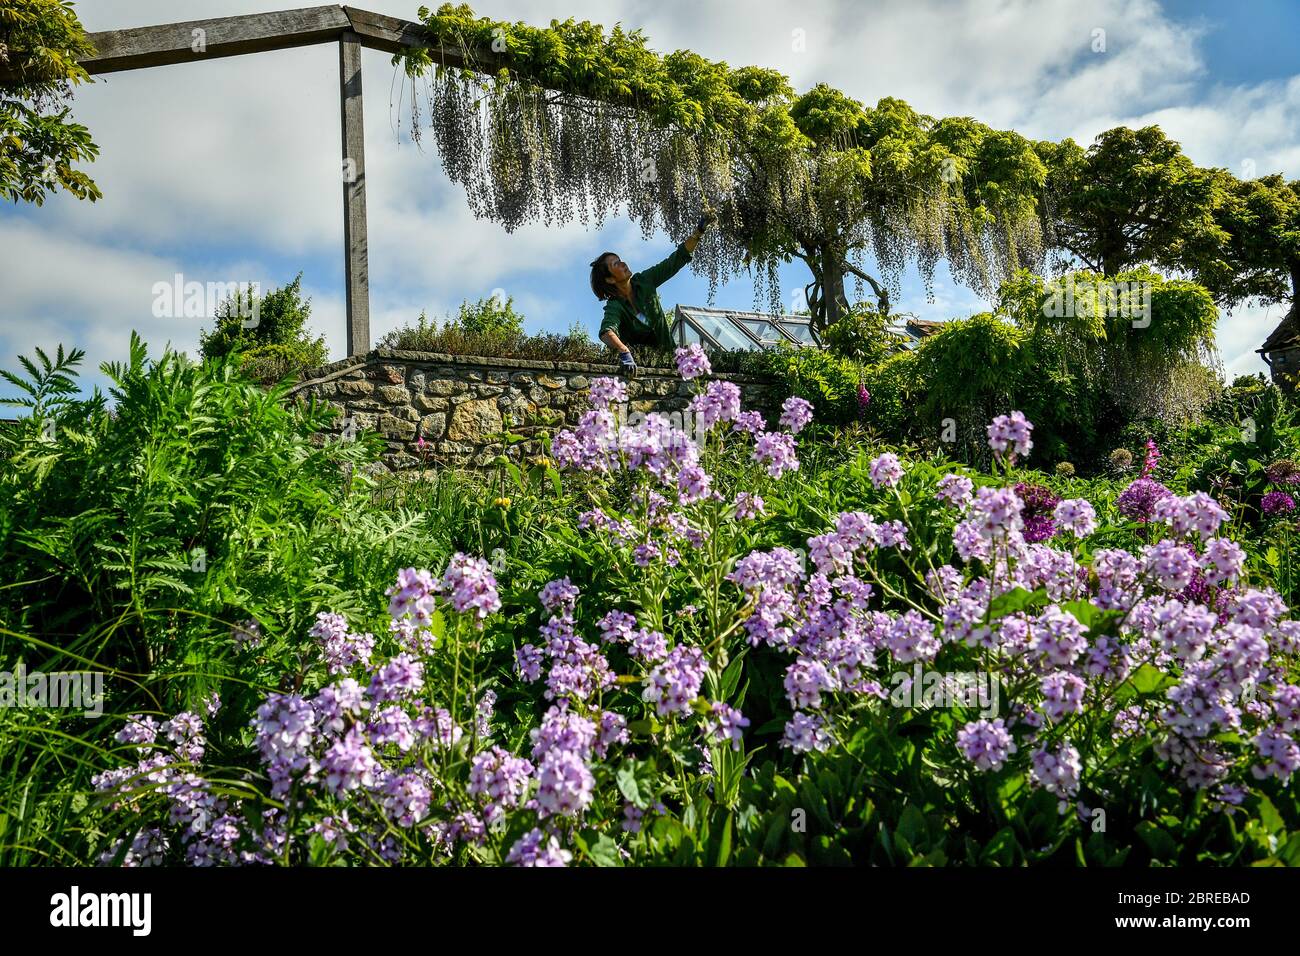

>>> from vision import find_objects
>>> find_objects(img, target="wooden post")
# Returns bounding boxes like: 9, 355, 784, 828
339, 29, 370, 355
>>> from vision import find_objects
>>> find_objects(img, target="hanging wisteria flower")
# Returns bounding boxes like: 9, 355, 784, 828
1053, 498, 1097, 537
674, 343, 711, 380
957, 719, 1017, 771
779, 396, 814, 435
869, 452, 904, 488
987, 411, 1033, 463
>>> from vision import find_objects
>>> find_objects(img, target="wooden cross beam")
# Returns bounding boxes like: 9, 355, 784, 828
3, 6, 503, 356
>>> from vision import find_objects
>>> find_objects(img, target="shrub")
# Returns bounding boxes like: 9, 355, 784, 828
198, 273, 329, 385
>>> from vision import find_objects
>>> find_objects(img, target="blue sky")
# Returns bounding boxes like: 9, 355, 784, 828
2, 0, 1298, 398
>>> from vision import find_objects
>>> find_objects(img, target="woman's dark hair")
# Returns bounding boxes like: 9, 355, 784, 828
589, 252, 618, 300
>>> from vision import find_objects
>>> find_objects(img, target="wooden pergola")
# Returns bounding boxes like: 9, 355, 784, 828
18, 6, 506, 355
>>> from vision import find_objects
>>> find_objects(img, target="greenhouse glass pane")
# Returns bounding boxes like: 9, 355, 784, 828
779, 322, 816, 344
686, 313, 756, 350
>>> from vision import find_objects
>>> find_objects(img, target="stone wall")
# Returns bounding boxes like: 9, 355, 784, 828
288, 349, 776, 471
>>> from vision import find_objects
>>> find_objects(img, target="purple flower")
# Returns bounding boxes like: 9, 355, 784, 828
704, 703, 750, 751
535, 749, 595, 817
937, 473, 974, 508
468, 746, 533, 819
869, 452, 904, 489
643, 645, 706, 716
367, 653, 425, 703
1116, 477, 1173, 523
440, 553, 501, 625
674, 343, 712, 380
539, 577, 580, 613
1015, 483, 1059, 543
587, 376, 627, 409
320, 726, 378, 795
515, 644, 544, 682
1054, 498, 1097, 537
779, 396, 814, 435
857, 384, 871, 417
1262, 490, 1296, 517
957, 718, 1017, 771
987, 411, 1033, 463
506, 828, 572, 866
733, 492, 766, 520
1140, 439, 1161, 479
781, 712, 831, 753
386, 568, 438, 626
752, 431, 800, 478
1030, 742, 1081, 798
1040, 671, 1086, 722
688, 381, 741, 430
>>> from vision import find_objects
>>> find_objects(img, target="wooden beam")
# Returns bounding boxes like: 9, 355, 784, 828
342, 7, 505, 70
340, 30, 370, 356
81, 6, 350, 75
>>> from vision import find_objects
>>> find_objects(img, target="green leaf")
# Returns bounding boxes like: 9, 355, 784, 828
1130, 663, 1175, 695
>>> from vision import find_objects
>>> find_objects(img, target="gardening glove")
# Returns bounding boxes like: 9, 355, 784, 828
618, 349, 637, 378
695, 208, 718, 235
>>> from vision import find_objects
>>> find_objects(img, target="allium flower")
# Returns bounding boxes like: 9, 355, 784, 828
1053, 498, 1097, 537
1267, 458, 1300, 486
506, 828, 572, 866
937, 473, 974, 508
1262, 490, 1296, 517
704, 703, 750, 751
440, 553, 501, 624
957, 719, 1017, 771
987, 411, 1033, 462
779, 396, 814, 435
869, 452, 904, 489
1030, 742, 1082, 799
1015, 483, 1059, 543
752, 431, 800, 478
674, 343, 712, 379
1116, 477, 1173, 522
1109, 447, 1134, 474
587, 376, 627, 409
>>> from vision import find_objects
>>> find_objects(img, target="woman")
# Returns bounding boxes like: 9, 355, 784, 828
590, 211, 716, 374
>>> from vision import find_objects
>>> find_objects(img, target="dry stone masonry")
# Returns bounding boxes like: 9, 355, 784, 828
289, 349, 777, 471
